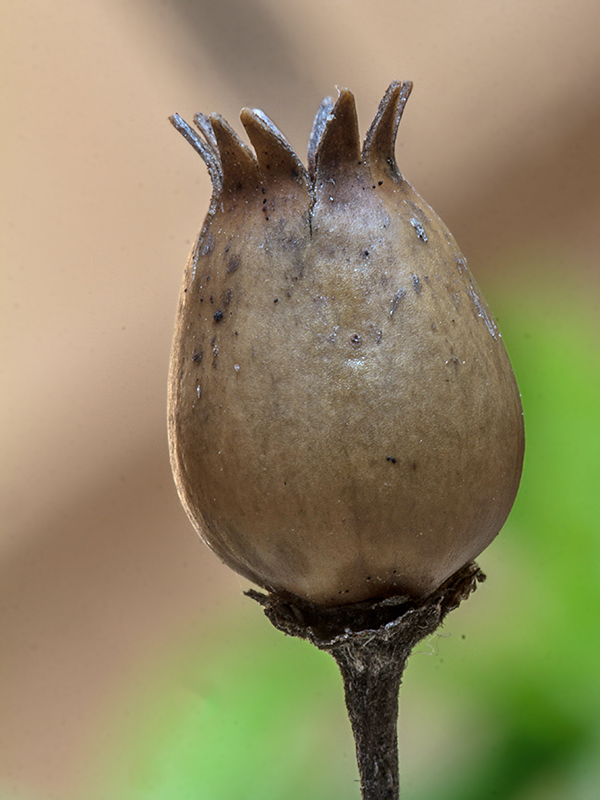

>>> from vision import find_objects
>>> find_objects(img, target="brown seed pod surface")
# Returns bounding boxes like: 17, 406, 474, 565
168, 82, 525, 607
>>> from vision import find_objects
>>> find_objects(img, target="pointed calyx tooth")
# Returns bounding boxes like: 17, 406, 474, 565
209, 113, 263, 199
240, 108, 310, 193
363, 80, 413, 181
169, 113, 223, 192
193, 112, 220, 159
314, 88, 361, 184
307, 96, 334, 178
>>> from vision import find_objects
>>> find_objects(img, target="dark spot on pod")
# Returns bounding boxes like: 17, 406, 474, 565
227, 255, 241, 273
192, 349, 203, 364
350, 333, 362, 346
411, 274, 422, 294
386, 456, 397, 463
363, 250, 369, 257
213, 310, 224, 322
378, 180, 383, 186
274, 298, 278, 303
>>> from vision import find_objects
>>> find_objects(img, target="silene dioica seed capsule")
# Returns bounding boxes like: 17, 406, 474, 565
168, 81, 525, 607
168, 80, 525, 800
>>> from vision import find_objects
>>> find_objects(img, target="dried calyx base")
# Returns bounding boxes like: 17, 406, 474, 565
248, 562, 485, 800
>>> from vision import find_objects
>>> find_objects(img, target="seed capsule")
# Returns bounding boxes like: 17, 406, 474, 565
168, 81, 525, 607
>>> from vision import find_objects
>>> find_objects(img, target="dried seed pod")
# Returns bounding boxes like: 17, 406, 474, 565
168, 81, 524, 607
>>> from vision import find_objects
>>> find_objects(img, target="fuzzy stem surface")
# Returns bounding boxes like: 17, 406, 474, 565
331, 637, 406, 799
247, 561, 485, 800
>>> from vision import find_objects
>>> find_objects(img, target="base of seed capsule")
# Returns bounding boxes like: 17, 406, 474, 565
247, 561, 485, 800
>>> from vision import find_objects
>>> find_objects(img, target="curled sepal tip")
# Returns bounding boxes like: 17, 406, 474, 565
209, 113, 262, 199
363, 80, 413, 181
240, 108, 310, 193
193, 112, 220, 161
169, 113, 222, 194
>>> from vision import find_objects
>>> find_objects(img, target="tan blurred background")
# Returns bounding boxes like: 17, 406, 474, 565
2, 1, 600, 798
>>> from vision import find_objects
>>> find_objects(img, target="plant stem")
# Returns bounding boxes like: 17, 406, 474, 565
330, 636, 406, 800
247, 561, 485, 800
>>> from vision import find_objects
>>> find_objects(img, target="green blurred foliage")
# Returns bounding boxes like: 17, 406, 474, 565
100, 618, 354, 800
100, 269, 600, 799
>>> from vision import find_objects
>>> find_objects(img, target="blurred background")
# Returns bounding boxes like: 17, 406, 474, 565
2, 0, 599, 798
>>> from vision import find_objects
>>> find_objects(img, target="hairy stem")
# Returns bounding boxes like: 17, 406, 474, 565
331, 638, 406, 799
247, 561, 485, 800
